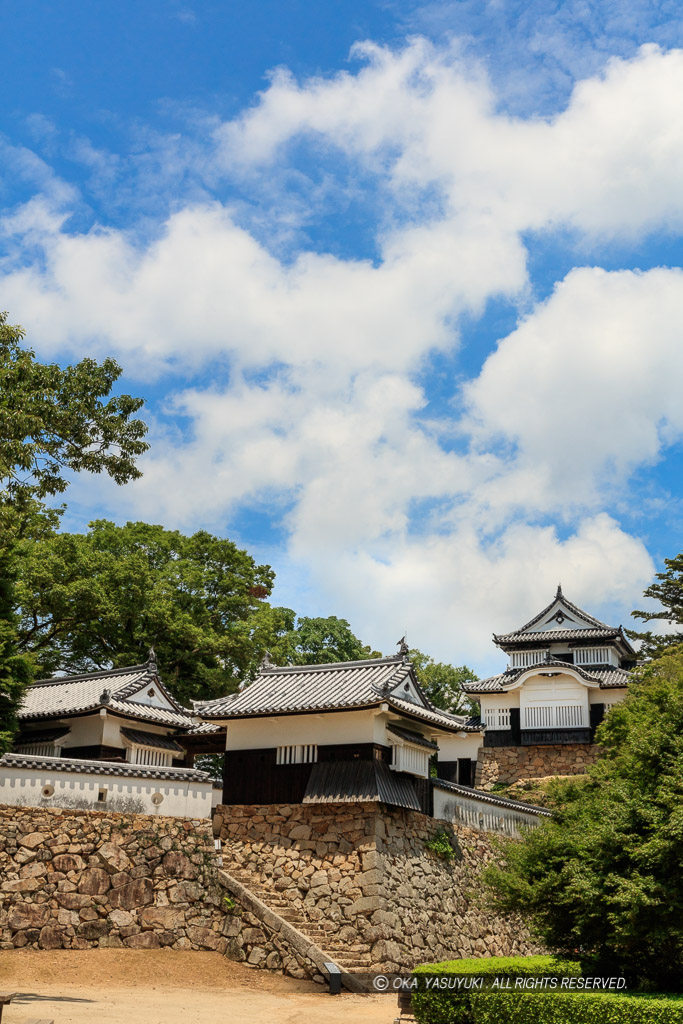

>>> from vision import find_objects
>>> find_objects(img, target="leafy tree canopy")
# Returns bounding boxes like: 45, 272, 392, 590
258, 607, 380, 666
16, 520, 275, 706
0, 312, 147, 536
628, 552, 683, 660
1, 314, 148, 748
483, 649, 683, 990
409, 648, 478, 714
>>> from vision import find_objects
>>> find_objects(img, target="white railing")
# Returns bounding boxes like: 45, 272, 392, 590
574, 647, 614, 666
484, 708, 511, 730
15, 743, 59, 758
276, 744, 318, 765
523, 705, 586, 729
510, 650, 546, 668
391, 743, 430, 778
129, 746, 174, 767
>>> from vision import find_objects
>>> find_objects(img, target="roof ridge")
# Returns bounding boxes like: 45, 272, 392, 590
514, 590, 611, 634
29, 663, 149, 688
256, 654, 403, 675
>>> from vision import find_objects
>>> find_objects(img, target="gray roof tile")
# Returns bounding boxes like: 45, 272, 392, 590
197, 656, 473, 733
19, 664, 196, 729
464, 664, 632, 694
0, 752, 210, 783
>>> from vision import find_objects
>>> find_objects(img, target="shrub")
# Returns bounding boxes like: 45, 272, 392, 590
470, 991, 683, 1024
424, 829, 457, 860
412, 955, 581, 1024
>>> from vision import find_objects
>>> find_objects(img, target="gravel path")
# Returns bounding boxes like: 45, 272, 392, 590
0, 950, 391, 1024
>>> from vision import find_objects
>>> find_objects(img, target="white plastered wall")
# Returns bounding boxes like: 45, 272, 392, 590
60, 714, 104, 750
0, 764, 213, 818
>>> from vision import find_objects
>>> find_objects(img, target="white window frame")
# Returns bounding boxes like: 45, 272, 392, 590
126, 745, 174, 768
15, 741, 62, 757
276, 744, 318, 765
522, 704, 587, 729
574, 647, 617, 667
510, 650, 546, 669
483, 708, 511, 730
390, 742, 431, 778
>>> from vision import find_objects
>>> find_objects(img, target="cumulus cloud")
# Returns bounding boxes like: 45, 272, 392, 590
2, 37, 681, 664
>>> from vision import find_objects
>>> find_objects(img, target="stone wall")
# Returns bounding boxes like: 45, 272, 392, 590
215, 802, 540, 971
0, 803, 337, 982
475, 744, 599, 789
0, 804, 226, 951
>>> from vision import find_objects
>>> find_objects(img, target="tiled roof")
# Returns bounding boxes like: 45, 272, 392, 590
19, 662, 196, 730
184, 721, 224, 735
516, 586, 609, 632
15, 727, 71, 745
386, 724, 438, 750
494, 627, 621, 645
0, 752, 211, 783
464, 663, 632, 694
120, 728, 185, 753
432, 778, 552, 817
197, 656, 472, 734
303, 759, 421, 811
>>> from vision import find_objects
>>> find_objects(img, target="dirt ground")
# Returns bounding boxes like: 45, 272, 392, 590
0, 950, 393, 1024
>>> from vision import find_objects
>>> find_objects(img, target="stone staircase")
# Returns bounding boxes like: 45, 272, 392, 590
228, 866, 373, 973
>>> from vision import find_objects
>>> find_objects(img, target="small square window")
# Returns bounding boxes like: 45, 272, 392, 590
97, 788, 107, 802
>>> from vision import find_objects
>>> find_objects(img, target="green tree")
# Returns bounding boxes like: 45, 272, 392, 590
409, 648, 478, 714
0, 551, 34, 750
16, 520, 275, 706
483, 649, 683, 990
0, 312, 147, 529
629, 552, 683, 659
246, 606, 379, 667
0, 314, 148, 748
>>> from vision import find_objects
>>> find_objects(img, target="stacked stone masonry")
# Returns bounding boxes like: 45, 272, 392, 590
214, 801, 541, 973
0, 804, 230, 953
475, 744, 599, 789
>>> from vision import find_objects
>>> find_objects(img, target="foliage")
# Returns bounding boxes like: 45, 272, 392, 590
0, 313, 148, 747
629, 553, 683, 659
412, 956, 582, 1024
424, 828, 458, 861
194, 754, 224, 781
247, 605, 379, 667
468, 992, 683, 1024
0, 550, 34, 751
0, 311, 147, 527
409, 649, 479, 714
414, 955, 582, 978
483, 650, 683, 990
15, 520, 275, 705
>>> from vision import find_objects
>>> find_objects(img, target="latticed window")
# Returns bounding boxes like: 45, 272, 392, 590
390, 743, 430, 778
510, 650, 545, 668
573, 647, 615, 666
276, 744, 318, 765
484, 708, 511, 730
523, 705, 586, 729
127, 746, 173, 768
15, 742, 59, 757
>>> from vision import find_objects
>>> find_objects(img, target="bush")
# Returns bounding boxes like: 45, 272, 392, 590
412, 955, 581, 1024
471, 992, 683, 1024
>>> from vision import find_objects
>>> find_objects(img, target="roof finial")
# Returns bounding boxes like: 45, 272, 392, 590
99, 688, 111, 705
556, 582, 563, 599
396, 635, 410, 659
147, 645, 157, 667
260, 651, 274, 672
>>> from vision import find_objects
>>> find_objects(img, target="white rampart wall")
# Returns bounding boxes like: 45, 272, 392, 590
433, 782, 549, 838
0, 763, 213, 818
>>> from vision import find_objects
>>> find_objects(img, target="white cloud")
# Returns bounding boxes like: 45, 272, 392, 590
465, 266, 683, 510
2, 38, 681, 667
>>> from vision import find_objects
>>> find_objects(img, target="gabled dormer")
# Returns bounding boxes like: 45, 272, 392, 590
492, 586, 636, 670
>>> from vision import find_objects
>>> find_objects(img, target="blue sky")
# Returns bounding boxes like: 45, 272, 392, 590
2, 1, 683, 674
